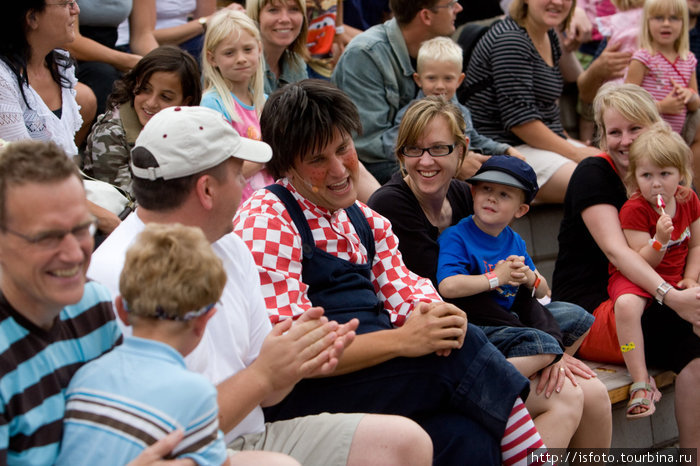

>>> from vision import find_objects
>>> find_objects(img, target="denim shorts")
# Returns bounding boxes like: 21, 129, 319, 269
479, 301, 594, 358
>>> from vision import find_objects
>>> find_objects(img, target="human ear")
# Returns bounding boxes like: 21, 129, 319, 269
115, 296, 132, 326
413, 72, 422, 87
514, 203, 530, 219
457, 72, 465, 87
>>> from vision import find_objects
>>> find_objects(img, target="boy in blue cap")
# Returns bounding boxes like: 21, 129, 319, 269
436, 155, 593, 380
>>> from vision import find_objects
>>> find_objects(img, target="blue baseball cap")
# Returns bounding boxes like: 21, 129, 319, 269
468, 155, 539, 203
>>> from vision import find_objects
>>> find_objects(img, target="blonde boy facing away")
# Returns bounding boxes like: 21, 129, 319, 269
382, 37, 524, 180
57, 224, 230, 466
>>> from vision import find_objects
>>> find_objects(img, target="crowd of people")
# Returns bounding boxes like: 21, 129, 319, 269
1, 0, 700, 465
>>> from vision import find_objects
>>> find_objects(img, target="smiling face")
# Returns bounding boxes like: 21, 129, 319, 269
287, 129, 359, 212
414, 60, 465, 100
471, 181, 529, 236
403, 115, 464, 200
601, 108, 648, 177
0, 176, 92, 324
258, 0, 304, 54
29, 0, 80, 48
133, 71, 186, 126
207, 29, 262, 89
633, 158, 681, 209
524, 0, 574, 30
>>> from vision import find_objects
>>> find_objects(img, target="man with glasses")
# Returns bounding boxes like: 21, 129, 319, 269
332, 0, 463, 185
0, 140, 122, 464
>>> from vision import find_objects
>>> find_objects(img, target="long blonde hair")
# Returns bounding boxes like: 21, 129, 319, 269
202, 10, 266, 123
639, 0, 691, 58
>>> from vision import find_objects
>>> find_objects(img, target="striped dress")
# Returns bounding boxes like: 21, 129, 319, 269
0, 281, 121, 465
632, 48, 698, 133
464, 17, 566, 146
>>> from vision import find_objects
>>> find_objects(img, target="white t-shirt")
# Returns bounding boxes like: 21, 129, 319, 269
117, 0, 197, 46
88, 211, 271, 441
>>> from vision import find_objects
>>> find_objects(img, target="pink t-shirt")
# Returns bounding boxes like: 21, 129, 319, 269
596, 8, 643, 85
632, 48, 698, 133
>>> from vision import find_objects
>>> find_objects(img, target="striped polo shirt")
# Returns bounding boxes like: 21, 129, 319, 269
0, 281, 121, 465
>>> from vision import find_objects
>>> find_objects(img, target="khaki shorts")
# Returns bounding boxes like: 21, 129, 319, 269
228, 412, 364, 466
514, 142, 580, 188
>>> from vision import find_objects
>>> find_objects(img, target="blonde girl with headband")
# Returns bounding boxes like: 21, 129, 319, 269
201, 10, 272, 203
609, 123, 700, 419
625, 0, 700, 134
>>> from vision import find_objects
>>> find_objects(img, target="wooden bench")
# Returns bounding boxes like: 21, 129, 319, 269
583, 360, 676, 404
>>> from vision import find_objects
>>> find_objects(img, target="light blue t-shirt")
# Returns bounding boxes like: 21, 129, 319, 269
55, 337, 226, 466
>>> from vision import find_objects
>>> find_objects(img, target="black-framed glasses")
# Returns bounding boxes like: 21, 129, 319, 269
47, 0, 78, 9
2, 218, 97, 250
401, 144, 455, 157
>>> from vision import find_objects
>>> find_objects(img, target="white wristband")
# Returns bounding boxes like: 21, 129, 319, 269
335, 25, 345, 34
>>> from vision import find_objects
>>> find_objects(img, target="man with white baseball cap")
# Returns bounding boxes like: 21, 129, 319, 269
89, 106, 433, 466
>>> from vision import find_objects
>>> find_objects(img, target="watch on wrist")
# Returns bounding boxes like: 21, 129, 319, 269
655, 281, 673, 305
198, 16, 208, 32
485, 271, 499, 290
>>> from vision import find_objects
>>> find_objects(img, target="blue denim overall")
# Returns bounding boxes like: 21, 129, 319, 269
263, 185, 530, 465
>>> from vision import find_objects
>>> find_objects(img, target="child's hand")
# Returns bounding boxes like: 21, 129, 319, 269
658, 88, 686, 114
655, 213, 674, 244
671, 79, 700, 105
678, 278, 699, 290
503, 256, 530, 286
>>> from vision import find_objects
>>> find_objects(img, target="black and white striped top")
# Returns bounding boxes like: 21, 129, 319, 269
464, 17, 566, 146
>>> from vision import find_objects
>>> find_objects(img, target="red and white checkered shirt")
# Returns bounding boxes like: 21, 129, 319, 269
232, 178, 441, 325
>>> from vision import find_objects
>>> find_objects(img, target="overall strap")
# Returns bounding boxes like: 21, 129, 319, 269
345, 204, 376, 265
265, 184, 315, 259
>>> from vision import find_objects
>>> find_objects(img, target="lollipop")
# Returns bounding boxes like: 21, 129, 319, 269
657, 194, 666, 215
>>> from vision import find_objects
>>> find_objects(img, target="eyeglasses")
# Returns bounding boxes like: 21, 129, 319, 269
431, 0, 459, 12
650, 15, 682, 23
401, 144, 455, 157
46, 0, 78, 10
2, 218, 96, 250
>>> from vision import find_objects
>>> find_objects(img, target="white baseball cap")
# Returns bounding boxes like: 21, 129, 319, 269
130, 106, 272, 181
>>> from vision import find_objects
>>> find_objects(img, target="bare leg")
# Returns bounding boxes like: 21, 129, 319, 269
356, 162, 381, 203
524, 376, 584, 448
615, 294, 654, 415
508, 354, 556, 378
534, 163, 576, 204
675, 358, 700, 466
347, 414, 432, 466
74, 82, 97, 149
229, 451, 300, 466
567, 376, 612, 465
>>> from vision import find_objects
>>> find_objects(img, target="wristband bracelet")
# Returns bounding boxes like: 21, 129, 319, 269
485, 271, 499, 290
335, 25, 345, 34
649, 237, 668, 252
531, 273, 541, 297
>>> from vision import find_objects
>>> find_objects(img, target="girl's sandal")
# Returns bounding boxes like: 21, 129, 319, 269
626, 378, 661, 420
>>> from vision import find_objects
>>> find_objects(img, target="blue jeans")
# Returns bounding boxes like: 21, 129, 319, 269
264, 324, 529, 466
480, 301, 594, 358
